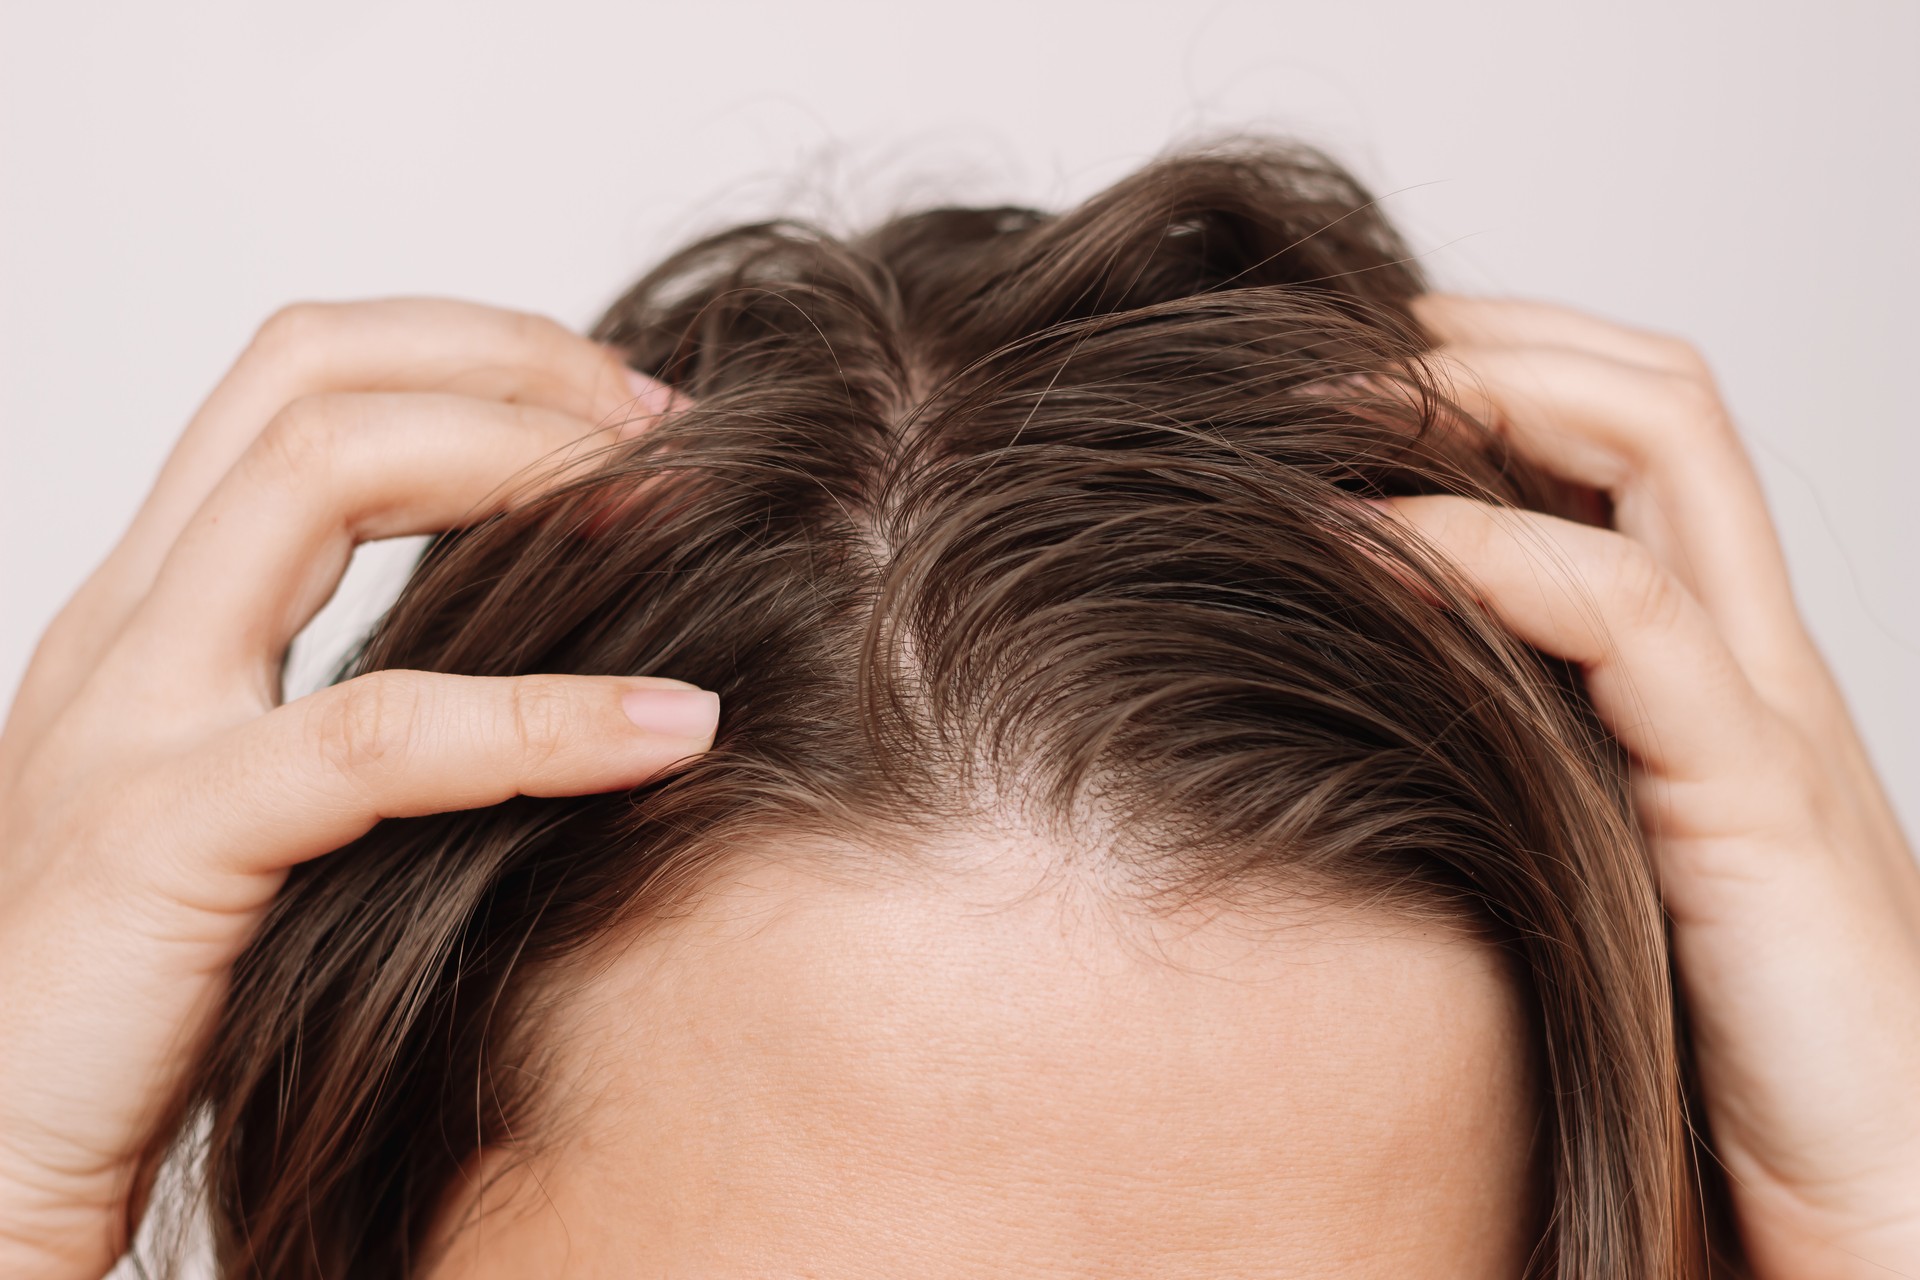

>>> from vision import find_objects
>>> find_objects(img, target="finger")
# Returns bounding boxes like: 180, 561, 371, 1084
1374, 495, 1780, 781
100, 392, 627, 710
1411, 294, 1709, 379
1418, 343, 1817, 695
6, 301, 674, 757
137, 671, 719, 888
127, 300, 659, 575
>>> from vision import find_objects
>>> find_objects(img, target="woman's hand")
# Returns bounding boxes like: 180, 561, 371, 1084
0, 300, 717, 1280
1385, 296, 1920, 1278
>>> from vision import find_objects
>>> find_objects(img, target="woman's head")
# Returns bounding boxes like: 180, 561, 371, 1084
153, 143, 1724, 1276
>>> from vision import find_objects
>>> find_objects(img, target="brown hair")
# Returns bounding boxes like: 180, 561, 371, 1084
142, 141, 1735, 1277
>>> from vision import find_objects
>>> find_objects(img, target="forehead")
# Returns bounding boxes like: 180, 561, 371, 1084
428, 842, 1538, 1279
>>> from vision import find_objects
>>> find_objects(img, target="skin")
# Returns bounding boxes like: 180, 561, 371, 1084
1394, 296, 1920, 1276
422, 847, 1537, 1279
0, 294, 1914, 1278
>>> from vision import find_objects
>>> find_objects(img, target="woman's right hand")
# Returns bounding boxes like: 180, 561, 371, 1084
1385, 296, 1920, 1278
0, 300, 718, 1279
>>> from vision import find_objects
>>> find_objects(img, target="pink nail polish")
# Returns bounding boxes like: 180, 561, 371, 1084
623, 368, 676, 413
618, 368, 688, 441
621, 687, 719, 739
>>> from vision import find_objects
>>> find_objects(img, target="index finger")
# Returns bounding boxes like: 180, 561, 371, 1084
1373, 494, 1782, 786
140, 670, 720, 887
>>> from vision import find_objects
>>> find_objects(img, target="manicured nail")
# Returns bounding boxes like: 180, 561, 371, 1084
621, 686, 720, 739
623, 367, 669, 406
618, 368, 693, 440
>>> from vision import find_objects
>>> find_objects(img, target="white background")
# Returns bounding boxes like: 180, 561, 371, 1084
3, 0, 1915, 833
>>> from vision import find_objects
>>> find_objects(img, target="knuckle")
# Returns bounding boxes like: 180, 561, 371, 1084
250, 300, 334, 358
1655, 334, 1712, 380
1662, 369, 1720, 417
504, 308, 569, 352
1653, 370, 1731, 440
1604, 541, 1688, 632
1433, 498, 1504, 559
499, 398, 557, 436
504, 677, 575, 766
249, 394, 358, 487
306, 671, 424, 782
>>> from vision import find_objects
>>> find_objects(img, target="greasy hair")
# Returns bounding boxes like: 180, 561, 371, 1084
140, 141, 1737, 1277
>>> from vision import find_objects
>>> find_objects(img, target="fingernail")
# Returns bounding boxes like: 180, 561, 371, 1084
621, 686, 720, 739
618, 368, 692, 441
624, 368, 678, 411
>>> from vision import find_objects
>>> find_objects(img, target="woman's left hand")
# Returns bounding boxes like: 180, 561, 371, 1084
0, 299, 707, 1279
1378, 296, 1920, 1279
